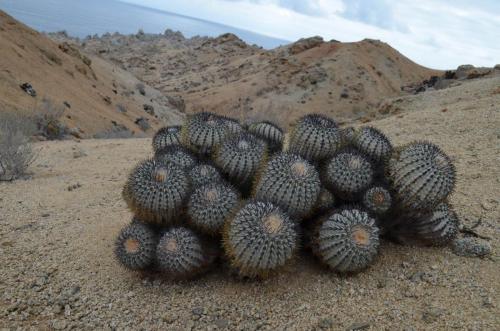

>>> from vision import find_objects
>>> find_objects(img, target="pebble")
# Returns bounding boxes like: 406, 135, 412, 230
213, 318, 229, 329
481, 201, 493, 210
451, 238, 491, 257
72, 149, 88, 159
422, 307, 444, 323
346, 322, 370, 330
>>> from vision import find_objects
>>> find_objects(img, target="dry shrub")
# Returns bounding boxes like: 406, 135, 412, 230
34, 98, 66, 140
0, 112, 38, 181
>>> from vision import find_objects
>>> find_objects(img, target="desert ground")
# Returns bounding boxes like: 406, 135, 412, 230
1, 76, 498, 330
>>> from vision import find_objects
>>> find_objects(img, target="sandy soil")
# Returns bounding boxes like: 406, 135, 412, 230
0, 78, 499, 330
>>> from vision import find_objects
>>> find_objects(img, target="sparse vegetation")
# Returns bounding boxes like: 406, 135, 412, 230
0, 112, 37, 181
34, 98, 67, 140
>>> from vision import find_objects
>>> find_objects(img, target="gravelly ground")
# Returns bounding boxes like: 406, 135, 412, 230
0, 77, 499, 330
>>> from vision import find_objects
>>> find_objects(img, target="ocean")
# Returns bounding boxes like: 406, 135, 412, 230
0, 0, 289, 48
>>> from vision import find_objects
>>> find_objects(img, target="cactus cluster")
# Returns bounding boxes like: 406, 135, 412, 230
115, 111, 461, 280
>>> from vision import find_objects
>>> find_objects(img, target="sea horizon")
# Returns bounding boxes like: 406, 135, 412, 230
0, 0, 290, 48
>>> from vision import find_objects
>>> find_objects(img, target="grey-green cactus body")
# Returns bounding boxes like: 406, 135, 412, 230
314, 187, 336, 215
220, 115, 243, 134
187, 182, 240, 234
155, 145, 197, 170
363, 186, 392, 215
156, 227, 212, 278
323, 150, 374, 199
114, 222, 157, 270
223, 201, 298, 277
288, 114, 341, 162
152, 126, 181, 152
214, 132, 267, 185
313, 208, 380, 273
123, 159, 190, 224
188, 163, 222, 187
390, 202, 459, 246
255, 153, 321, 219
388, 142, 455, 211
248, 121, 284, 153
340, 127, 356, 147
182, 112, 229, 155
353, 127, 393, 163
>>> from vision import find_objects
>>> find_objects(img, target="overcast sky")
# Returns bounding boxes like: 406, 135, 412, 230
122, 0, 499, 69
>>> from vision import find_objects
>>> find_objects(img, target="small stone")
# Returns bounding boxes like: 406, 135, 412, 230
214, 318, 229, 329
73, 149, 87, 159
346, 322, 370, 330
482, 297, 494, 308
409, 271, 424, 282
52, 319, 68, 330
317, 318, 334, 330
163, 313, 177, 324
422, 307, 444, 323
192, 307, 204, 316
481, 201, 493, 210
41, 213, 50, 218
452, 238, 491, 257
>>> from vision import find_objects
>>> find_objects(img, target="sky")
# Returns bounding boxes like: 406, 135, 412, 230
121, 0, 500, 69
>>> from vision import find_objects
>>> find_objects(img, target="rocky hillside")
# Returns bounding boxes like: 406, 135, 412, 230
55, 31, 442, 127
0, 11, 183, 138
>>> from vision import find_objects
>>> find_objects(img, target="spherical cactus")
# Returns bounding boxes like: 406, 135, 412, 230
387, 142, 455, 211
220, 115, 243, 134
188, 163, 222, 187
182, 112, 229, 155
390, 202, 459, 246
187, 182, 240, 235
314, 187, 336, 215
155, 145, 197, 170
122, 159, 190, 224
214, 132, 267, 186
353, 126, 393, 163
248, 120, 284, 153
363, 186, 392, 215
223, 201, 298, 278
254, 153, 321, 219
114, 222, 157, 270
152, 126, 181, 152
288, 114, 341, 162
323, 150, 374, 200
313, 208, 380, 273
156, 227, 214, 278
